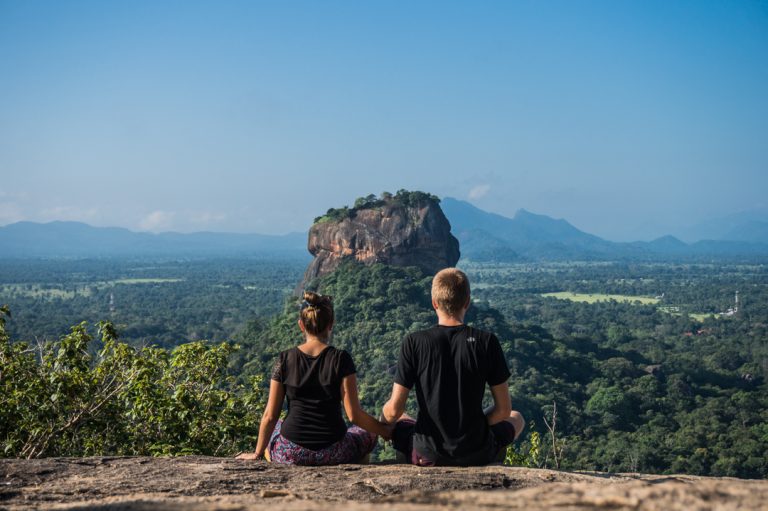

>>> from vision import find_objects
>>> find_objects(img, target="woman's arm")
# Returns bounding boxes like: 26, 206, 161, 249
237, 379, 285, 459
341, 374, 393, 439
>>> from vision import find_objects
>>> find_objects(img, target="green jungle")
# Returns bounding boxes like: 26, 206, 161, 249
1, 257, 766, 478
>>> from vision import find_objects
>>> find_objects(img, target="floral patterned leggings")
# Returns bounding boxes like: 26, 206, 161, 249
268, 419, 377, 465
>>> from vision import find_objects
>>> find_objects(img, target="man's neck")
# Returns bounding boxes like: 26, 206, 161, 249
436, 313, 465, 327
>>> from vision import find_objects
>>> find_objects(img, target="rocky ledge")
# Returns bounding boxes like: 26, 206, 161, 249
300, 193, 460, 290
1, 457, 766, 510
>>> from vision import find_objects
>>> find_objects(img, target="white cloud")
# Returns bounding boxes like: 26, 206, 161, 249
468, 184, 491, 200
139, 210, 176, 232
0, 202, 24, 225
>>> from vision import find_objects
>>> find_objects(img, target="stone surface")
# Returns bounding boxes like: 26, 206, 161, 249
299, 200, 460, 290
1, 457, 766, 510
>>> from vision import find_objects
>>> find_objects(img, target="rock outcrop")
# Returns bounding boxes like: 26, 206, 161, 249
2, 457, 767, 510
299, 192, 460, 291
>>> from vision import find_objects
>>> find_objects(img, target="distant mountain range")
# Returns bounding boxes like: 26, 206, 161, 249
0, 221, 308, 258
675, 208, 768, 244
440, 198, 768, 261
2, 200, 767, 261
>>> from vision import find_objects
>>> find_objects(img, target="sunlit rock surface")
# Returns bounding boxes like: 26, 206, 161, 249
1, 457, 766, 510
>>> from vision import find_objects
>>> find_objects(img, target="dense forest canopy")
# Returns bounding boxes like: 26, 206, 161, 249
0, 258, 306, 348
235, 260, 767, 476
1, 257, 766, 477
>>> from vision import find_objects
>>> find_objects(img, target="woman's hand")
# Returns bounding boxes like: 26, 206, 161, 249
235, 451, 262, 460
379, 421, 395, 441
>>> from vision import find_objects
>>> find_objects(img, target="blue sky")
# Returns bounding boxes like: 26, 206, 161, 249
1, 0, 766, 240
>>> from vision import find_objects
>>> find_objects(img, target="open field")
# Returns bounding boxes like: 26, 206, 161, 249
112, 278, 184, 285
688, 313, 714, 321
542, 292, 660, 305
657, 306, 716, 322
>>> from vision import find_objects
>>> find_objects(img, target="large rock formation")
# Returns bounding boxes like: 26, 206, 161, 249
299, 192, 460, 291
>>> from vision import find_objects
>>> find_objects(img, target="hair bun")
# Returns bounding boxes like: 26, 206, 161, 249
302, 291, 332, 306
302, 291, 321, 306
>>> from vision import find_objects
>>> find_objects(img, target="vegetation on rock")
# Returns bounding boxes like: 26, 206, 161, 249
313, 190, 440, 224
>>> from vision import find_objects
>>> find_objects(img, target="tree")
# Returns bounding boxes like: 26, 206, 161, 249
0, 309, 264, 458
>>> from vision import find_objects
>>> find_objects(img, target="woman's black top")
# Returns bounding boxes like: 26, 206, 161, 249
271, 345, 356, 450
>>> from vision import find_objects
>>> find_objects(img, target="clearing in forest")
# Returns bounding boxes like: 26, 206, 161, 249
542, 292, 660, 305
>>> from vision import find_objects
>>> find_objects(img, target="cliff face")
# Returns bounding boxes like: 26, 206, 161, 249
299, 197, 460, 290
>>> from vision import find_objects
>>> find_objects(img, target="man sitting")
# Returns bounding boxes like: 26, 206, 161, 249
382, 267, 525, 466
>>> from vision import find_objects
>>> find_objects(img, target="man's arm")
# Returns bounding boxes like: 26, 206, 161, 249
382, 383, 410, 423
485, 380, 512, 426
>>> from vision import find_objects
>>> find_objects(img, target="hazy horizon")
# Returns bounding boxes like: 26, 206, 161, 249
2, 1, 767, 241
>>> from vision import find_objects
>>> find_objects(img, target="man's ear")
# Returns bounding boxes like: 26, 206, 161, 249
432, 298, 440, 311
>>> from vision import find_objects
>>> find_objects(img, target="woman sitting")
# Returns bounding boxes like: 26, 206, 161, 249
237, 291, 391, 464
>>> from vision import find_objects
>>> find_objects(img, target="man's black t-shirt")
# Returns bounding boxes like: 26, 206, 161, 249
394, 324, 511, 464
271, 346, 356, 450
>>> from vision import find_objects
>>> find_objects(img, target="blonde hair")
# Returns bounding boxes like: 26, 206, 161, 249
431, 268, 470, 316
300, 291, 334, 337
